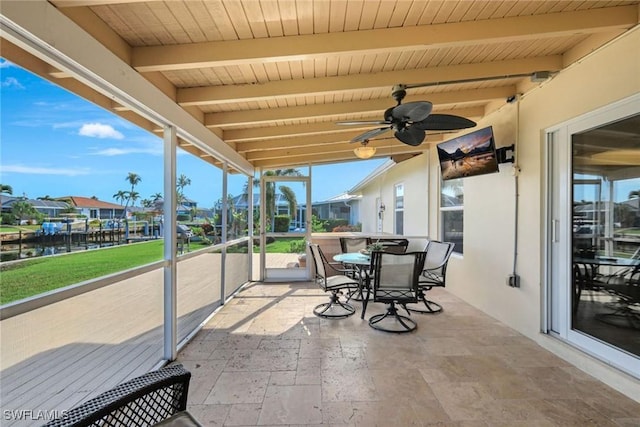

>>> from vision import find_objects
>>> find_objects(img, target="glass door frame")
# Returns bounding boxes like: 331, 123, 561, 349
543, 93, 640, 378
259, 171, 312, 282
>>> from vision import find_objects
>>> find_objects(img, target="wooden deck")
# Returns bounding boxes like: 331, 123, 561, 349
0, 252, 299, 426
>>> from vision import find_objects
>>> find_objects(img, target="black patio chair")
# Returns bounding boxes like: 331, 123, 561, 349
406, 240, 455, 314
366, 237, 409, 254
366, 250, 427, 333
338, 237, 369, 280
597, 265, 640, 329
339, 237, 368, 253
308, 243, 361, 319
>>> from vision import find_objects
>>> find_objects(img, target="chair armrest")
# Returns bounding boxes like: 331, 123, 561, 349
43, 364, 191, 427
326, 261, 357, 275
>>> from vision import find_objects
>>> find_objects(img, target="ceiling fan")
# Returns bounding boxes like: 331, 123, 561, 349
337, 84, 477, 147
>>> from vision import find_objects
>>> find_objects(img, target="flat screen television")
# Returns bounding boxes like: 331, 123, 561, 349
437, 126, 499, 180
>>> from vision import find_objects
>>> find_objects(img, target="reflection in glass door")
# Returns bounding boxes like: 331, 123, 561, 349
571, 116, 640, 356
547, 98, 639, 378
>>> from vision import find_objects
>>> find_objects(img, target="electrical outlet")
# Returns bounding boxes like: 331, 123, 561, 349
507, 274, 520, 288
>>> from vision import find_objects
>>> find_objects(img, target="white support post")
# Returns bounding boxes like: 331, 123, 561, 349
259, 168, 266, 282
306, 166, 313, 278
221, 162, 228, 303
248, 176, 254, 282
163, 125, 177, 361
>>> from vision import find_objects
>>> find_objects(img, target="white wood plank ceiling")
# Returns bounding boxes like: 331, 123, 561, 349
4, 0, 640, 170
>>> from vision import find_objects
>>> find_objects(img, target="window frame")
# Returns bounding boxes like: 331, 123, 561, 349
440, 178, 464, 254
394, 182, 404, 235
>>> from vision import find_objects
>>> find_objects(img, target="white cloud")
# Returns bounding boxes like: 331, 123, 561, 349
78, 123, 124, 139
90, 146, 164, 156
2, 77, 24, 89
2, 164, 90, 177
0, 59, 13, 68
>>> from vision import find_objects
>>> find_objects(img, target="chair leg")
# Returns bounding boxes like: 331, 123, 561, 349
405, 289, 443, 314
314, 290, 356, 319
368, 302, 417, 333
360, 279, 371, 320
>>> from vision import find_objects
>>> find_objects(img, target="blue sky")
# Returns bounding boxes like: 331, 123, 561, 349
0, 60, 385, 208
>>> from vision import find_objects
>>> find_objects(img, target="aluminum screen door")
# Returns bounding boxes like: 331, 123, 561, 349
259, 173, 311, 281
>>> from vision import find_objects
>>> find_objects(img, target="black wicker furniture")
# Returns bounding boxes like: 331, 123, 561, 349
43, 364, 201, 427
309, 242, 361, 319
366, 250, 427, 333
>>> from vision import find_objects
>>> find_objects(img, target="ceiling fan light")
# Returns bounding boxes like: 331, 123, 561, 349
354, 145, 376, 159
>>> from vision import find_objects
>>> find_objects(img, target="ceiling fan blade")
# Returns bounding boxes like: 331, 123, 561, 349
336, 120, 390, 126
351, 126, 392, 143
414, 114, 476, 131
394, 125, 425, 146
391, 101, 433, 122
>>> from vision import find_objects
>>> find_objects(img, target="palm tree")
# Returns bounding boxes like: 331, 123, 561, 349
0, 184, 13, 195
253, 169, 302, 230
278, 185, 297, 221
151, 192, 163, 201
37, 195, 54, 200
176, 174, 191, 205
128, 190, 140, 207
113, 190, 127, 206
126, 172, 141, 193
121, 172, 141, 218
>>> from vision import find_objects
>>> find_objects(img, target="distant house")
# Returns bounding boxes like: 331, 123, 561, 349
312, 192, 360, 225
147, 198, 196, 216
231, 192, 359, 229
1, 195, 70, 218
55, 196, 125, 219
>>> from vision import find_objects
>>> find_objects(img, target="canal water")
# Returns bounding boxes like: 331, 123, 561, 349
0, 241, 121, 262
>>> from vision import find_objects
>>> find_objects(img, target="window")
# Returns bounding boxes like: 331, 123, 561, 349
395, 183, 404, 235
440, 178, 463, 253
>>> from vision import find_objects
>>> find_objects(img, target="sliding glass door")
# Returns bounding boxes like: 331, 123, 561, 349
546, 94, 640, 377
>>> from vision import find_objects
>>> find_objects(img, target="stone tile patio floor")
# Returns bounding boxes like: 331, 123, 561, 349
175, 281, 640, 426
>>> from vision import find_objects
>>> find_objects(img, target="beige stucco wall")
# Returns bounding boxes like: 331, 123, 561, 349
436, 28, 640, 397
358, 28, 640, 397
438, 27, 640, 334
357, 153, 430, 236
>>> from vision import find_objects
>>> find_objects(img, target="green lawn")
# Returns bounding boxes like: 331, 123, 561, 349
259, 237, 305, 253
0, 225, 39, 233
0, 241, 164, 304
0, 237, 305, 304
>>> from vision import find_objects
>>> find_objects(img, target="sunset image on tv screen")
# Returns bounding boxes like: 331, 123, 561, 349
437, 126, 499, 180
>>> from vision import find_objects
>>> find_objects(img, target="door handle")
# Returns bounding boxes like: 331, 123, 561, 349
552, 219, 559, 243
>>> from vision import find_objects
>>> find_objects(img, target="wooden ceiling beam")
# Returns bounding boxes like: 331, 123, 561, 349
51, 0, 162, 7
237, 131, 371, 153
251, 146, 428, 169
245, 136, 445, 162
178, 56, 561, 107
225, 106, 484, 143
205, 87, 514, 127
226, 122, 369, 143
131, 6, 637, 72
